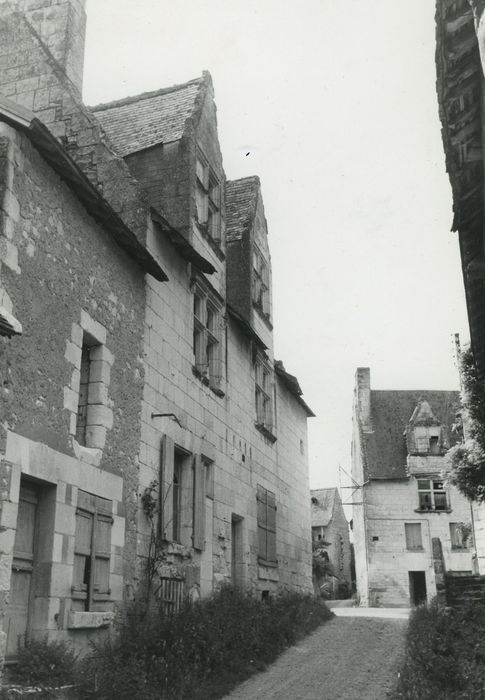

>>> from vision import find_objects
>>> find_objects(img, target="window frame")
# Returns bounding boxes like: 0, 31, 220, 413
416, 478, 449, 512
252, 247, 270, 316
192, 284, 224, 393
254, 354, 274, 436
72, 490, 113, 611
196, 151, 221, 244
450, 522, 471, 550
404, 522, 424, 551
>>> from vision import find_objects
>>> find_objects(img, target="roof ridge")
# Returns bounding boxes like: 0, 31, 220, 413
227, 175, 261, 186
89, 75, 204, 113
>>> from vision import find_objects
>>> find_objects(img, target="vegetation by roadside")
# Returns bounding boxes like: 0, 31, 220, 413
393, 598, 485, 700
5, 586, 333, 700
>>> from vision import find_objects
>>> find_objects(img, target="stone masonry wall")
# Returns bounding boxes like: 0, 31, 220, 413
0, 5, 152, 245
138, 217, 313, 595
0, 122, 146, 654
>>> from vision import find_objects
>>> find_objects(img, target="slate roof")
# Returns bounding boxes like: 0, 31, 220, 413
225, 176, 260, 241
311, 488, 338, 528
363, 390, 461, 480
90, 76, 204, 157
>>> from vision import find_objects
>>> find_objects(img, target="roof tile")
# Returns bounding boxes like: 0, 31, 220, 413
91, 78, 203, 156
225, 176, 260, 241
363, 390, 461, 479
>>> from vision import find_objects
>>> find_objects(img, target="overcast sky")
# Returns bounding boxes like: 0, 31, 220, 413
83, 0, 469, 494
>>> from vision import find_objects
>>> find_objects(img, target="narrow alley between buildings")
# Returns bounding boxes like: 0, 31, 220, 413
224, 612, 407, 700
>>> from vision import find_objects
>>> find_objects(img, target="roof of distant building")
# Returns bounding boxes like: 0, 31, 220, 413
225, 176, 260, 242
311, 487, 339, 528
91, 76, 205, 157
362, 390, 461, 480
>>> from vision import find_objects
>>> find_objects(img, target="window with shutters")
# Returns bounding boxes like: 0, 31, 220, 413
257, 485, 277, 566
192, 285, 223, 393
159, 436, 207, 551
72, 490, 112, 611
405, 523, 423, 551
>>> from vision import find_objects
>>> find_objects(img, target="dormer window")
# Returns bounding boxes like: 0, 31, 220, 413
196, 152, 221, 243
410, 427, 442, 455
252, 247, 269, 315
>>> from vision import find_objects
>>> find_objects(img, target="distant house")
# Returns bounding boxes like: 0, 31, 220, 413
311, 488, 351, 596
352, 368, 473, 607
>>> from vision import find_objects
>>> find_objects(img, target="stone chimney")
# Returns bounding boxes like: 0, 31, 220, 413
0, 0, 87, 96
355, 367, 372, 432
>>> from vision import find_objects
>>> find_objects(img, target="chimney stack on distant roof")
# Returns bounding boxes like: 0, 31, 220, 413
0, 0, 87, 96
355, 367, 372, 432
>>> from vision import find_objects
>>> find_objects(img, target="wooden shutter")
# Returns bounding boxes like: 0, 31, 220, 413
257, 486, 268, 562
405, 523, 422, 550
257, 486, 277, 564
193, 455, 206, 551
266, 490, 277, 563
160, 435, 175, 540
94, 496, 112, 596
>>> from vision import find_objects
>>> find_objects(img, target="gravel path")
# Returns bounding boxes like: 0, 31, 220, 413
223, 616, 407, 700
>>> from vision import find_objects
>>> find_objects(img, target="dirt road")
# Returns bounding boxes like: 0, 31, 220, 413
224, 615, 407, 700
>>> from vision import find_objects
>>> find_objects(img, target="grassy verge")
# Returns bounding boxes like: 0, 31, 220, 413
393, 599, 485, 700
77, 586, 332, 699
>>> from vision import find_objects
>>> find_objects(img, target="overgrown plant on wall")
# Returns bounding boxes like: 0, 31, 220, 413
140, 479, 170, 603
445, 347, 485, 502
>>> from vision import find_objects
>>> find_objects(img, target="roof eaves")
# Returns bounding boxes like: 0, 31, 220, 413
0, 96, 168, 283
226, 304, 267, 350
274, 360, 315, 417
151, 209, 215, 274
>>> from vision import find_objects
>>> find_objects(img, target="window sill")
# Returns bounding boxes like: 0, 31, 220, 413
406, 547, 424, 552
192, 366, 225, 397
255, 423, 277, 443
196, 222, 225, 261
258, 558, 278, 568
67, 611, 115, 629
451, 546, 471, 551
415, 508, 451, 514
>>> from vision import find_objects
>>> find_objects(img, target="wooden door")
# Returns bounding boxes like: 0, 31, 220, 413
4, 485, 38, 658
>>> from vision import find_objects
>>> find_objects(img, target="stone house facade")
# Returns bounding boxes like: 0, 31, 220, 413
311, 487, 351, 596
0, 0, 314, 662
352, 368, 473, 607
